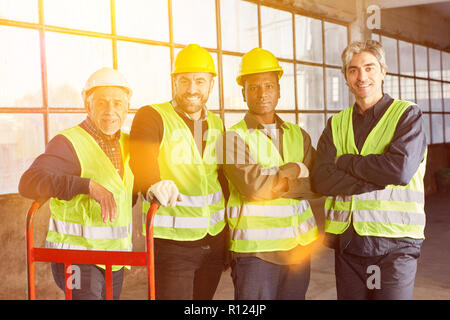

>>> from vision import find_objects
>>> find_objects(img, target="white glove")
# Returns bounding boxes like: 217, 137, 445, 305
146, 180, 183, 207
294, 162, 309, 178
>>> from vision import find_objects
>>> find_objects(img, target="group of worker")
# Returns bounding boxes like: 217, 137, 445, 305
19, 39, 427, 300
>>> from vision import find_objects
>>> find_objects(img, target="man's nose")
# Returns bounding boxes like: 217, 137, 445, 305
357, 69, 368, 82
186, 81, 198, 94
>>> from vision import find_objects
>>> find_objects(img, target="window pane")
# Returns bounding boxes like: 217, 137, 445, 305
384, 75, 399, 99
278, 113, 296, 124
220, 0, 258, 53
0, 26, 42, 108
399, 41, 413, 76
298, 113, 325, 148
324, 22, 347, 66
429, 49, 441, 80
442, 51, 450, 81
431, 113, 444, 144
45, 32, 113, 108
0, 0, 38, 22
115, 0, 169, 41
0, 114, 45, 194
296, 64, 324, 111
416, 79, 429, 112
371, 33, 380, 42
48, 113, 87, 139
44, 0, 111, 33
414, 45, 428, 78
444, 83, 450, 112
295, 15, 322, 63
261, 6, 293, 59
445, 114, 450, 143
430, 81, 442, 112
400, 77, 415, 102
381, 36, 398, 74
117, 42, 172, 109
222, 54, 246, 110
278, 62, 295, 110
122, 113, 135, 134
224, 112, 245, 129
172, 0, 216, 48
326, 67, 349, 111
422, 113, 431, 144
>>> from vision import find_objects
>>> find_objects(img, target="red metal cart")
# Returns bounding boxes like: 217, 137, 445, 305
26, 201, 158, 300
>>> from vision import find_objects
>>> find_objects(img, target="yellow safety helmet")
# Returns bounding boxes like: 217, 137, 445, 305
236, 48, 283, 86
82, 67, 132, 100
172, 44, 217, 77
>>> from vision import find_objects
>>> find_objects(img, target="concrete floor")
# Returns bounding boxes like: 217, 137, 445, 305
119, 193, 450, 300
1, 193, 449, 300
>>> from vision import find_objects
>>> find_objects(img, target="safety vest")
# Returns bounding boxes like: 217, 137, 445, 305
142, 102, 226, 241
325, 99, 426, 239
226, 119, 319, 253
46, 125, 134, 271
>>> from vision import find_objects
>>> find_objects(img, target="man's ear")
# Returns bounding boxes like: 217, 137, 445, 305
209, 77, 215, 95
241, 86, 246, 102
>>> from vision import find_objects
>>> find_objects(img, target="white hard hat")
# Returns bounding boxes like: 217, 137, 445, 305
81, 67, 132, 100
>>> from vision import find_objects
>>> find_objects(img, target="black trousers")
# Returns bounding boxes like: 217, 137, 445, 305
154, 235, 226, 300
334, 245, 421, 300
51, 263, 124, 300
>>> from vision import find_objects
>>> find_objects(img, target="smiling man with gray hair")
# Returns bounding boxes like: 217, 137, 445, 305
312, 40, 427, 300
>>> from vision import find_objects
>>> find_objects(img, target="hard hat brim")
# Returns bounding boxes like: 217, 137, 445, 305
236, 68, 283, 86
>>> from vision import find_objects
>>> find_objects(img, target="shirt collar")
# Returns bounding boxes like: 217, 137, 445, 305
244, 112, 289, 130
354, 93, 393, 119
171, 99, 208, 121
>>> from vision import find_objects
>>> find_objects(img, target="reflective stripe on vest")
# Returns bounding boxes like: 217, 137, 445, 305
48, 218, 132, 239
46, 126, 134, 271
325, 99, 426, 239
226, 119, 319, 253
142, 102, 226, 241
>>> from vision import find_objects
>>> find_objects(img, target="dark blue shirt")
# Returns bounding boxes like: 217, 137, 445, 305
312, 94, 426, 256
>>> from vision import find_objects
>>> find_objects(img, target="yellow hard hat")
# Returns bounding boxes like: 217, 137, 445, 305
82, 67, 132, 100
236, 48, 283, 86
172, 44, 217, 77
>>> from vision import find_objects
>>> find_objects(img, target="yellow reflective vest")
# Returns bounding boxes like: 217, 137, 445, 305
226, 119, 319, 253
142, 102, 226, 241
325, 99, 426, 239
46, 125, 134, 271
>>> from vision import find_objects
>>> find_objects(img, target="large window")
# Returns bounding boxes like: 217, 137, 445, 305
0, 0, 352, 194
372, 33, 450, 145
2, 1, 448, 195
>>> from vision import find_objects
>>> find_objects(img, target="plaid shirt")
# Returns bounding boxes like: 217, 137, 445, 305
80, 117, 123, 178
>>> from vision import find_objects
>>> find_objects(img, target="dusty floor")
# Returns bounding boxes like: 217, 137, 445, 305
1, 193, 449, 300
120, 193, 450, 300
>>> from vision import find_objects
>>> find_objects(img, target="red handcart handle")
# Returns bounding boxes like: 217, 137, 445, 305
26, 200, 159, 300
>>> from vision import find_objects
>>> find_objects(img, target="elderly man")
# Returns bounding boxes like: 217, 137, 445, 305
312, 40, 427, 300
19, 67, 133, 300
223, 48, 319, 300
129, 44, 228, 300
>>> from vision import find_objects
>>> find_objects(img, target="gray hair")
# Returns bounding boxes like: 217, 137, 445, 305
341, 40, 387, 75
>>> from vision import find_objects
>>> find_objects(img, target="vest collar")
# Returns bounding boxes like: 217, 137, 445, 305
354, 93, 394, 119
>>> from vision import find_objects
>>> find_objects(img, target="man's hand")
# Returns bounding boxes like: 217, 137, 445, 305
89, 180, 117, 223
146, 180, 183, 207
